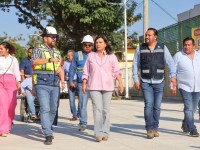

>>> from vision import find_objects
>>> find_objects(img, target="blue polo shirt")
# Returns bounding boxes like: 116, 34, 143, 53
19, 57, 32, 75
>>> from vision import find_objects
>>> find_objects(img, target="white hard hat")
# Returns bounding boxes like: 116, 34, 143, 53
41, 26, 57, 36
81, 35, 94, 44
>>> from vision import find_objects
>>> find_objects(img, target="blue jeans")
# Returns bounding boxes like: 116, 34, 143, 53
179, 88, 200, 131
141, 81, 164, 131
26, 90, 36, 115
35, 84, 59, 137
67, 81, 79, 118
77, 83, 89, 126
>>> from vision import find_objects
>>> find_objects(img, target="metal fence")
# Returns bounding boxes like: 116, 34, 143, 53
157, 15, 200, 55
119, 67, 180, 99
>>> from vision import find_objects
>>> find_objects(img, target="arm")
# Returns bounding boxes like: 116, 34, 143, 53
116, 74, 124, 94
170, 53, 179, 95
164, 45, 176, 78
20, 70, 25, 82
111, 54, 124, 93
33, 57, 60, 65
132, 47, 140, 90
32, 48, 60, 65
58, 67, 65, 90
13, 57, 21, 92
69, 54, 77, 88
164, 46, 177, 94
19, 59, 25, 81
82, 57, 90, 93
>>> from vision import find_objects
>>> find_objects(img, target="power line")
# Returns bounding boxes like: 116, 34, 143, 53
150, 0, 177, 22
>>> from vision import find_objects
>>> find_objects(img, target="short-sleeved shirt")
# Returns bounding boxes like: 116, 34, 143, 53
19, 57, 32, 75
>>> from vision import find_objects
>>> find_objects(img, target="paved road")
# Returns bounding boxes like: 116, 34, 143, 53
1, 98, 200, 150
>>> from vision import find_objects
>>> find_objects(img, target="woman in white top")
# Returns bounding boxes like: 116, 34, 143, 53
0, 42, 21, 137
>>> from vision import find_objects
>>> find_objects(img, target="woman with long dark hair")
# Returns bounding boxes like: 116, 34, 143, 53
0, 42, 21, 137
82, 35, 124, 142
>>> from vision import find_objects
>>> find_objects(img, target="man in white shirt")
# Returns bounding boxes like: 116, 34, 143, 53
173, 37, 200, 137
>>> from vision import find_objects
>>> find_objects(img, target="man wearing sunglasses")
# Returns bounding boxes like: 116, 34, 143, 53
69, 35, 94, 132
32, 26, 65, 145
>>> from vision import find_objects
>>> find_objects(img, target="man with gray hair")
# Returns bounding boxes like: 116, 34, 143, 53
64, 50, 79, 121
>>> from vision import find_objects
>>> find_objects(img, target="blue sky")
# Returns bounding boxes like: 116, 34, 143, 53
0, 0, 200, 46
130, 0, 200, 36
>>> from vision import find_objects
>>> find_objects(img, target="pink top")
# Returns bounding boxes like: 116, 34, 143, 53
82, 51, 121, 91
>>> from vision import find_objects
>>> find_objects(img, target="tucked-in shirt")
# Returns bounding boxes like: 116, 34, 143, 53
0, 55, 21, 81
132, 44, 176, 84
19, 57, 32, 75
63, 60, 77, 81
82, 51, 121, 91
21, 77, 33, 93
173, 50, 200, 92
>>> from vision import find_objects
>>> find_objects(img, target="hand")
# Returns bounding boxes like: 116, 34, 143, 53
170, 88, 177, 95
69, 82, 76, 92
82, 82, 87, 94
22, 93, 27, 97
118, 84, 124, 94
134, 82, 140, 91
31, 90, 36, 96
61, 82, 66, 91
17, 82, 21, 94
170, 77, 177, 95
51, 57, 60, 64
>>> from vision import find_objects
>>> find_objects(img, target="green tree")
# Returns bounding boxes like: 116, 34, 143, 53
0, 0, 141, 51
0, 33, 26, 61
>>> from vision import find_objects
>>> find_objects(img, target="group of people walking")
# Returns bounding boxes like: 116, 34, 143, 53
133, 28, 200, 139
0, 26, 199, 145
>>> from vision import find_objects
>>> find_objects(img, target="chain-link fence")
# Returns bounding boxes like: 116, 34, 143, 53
157, 15, 200, 55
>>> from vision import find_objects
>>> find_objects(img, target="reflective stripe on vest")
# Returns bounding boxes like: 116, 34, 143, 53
33, 70, 55, 74
34, 45, 60, 72
76, 68, 83, 72
78, 51, 83, 61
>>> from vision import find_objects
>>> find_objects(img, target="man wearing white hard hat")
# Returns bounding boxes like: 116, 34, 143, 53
69, 35, 94, 132
32, 26, 65, 145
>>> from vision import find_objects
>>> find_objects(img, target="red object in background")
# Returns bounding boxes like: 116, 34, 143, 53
61, 59, 64, 67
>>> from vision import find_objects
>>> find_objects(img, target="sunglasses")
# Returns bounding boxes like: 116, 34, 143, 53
46, 35, 59, 41
83, 43, 93, 47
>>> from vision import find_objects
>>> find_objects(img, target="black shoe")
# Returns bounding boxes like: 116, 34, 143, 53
181, 120, 189, 134
189, 129, 199, 137
44, 136, 53, 145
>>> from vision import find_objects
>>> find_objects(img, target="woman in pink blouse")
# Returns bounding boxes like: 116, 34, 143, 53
0, 42, 21, 137
82, 35, 123, 142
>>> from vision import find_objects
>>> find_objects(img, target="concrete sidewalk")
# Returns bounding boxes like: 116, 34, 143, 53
1, 98, 200, 150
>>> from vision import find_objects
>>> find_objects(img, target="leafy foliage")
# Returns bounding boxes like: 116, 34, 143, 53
0, 33, 26, 61
0, 0, 142, 52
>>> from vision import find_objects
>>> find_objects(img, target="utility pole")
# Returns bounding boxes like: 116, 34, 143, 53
123, 0, 129, 99
143, 0, 149, 42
